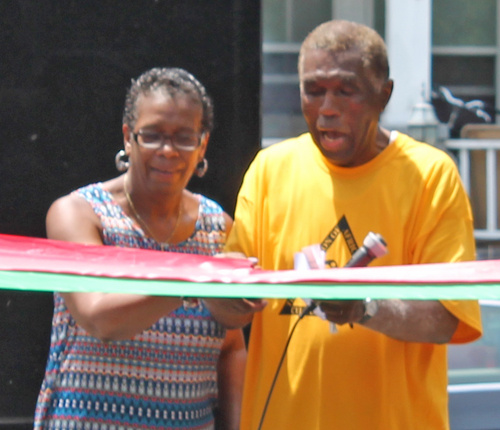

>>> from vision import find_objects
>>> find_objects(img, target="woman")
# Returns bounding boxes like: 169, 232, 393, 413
34, 67, 251, 430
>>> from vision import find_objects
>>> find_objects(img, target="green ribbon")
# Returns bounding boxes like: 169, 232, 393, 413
2, 270, 500, 299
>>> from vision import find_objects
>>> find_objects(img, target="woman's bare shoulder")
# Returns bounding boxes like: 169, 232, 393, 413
46, 190, 103, 244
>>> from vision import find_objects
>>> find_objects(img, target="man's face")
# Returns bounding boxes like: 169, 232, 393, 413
300, 48, 391, 167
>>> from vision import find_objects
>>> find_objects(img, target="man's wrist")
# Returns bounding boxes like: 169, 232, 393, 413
358, 298, 379, 324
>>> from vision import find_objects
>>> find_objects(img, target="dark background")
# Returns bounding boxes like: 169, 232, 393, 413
0, 1, 261, 426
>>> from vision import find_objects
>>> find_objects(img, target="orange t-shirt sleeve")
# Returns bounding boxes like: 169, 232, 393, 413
441, 299, 482, 343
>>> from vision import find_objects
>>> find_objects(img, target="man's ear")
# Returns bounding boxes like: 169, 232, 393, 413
122, 123, 132, 155
380, 79, 394, 110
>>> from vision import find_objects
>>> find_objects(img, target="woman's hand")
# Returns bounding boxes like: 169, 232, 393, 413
203, 298, 267, 329
214, 252, 260, 268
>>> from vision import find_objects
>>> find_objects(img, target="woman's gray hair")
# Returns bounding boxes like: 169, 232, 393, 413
123, 67, 214, 132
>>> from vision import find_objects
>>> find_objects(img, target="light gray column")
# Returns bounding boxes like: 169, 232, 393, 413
496, 0, 500, 122
381, 0, 433, 132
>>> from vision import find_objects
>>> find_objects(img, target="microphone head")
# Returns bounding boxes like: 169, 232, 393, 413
363, 232, 388, 258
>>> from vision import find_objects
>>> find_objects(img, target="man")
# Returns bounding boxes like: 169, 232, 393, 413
225, 20, 482, 430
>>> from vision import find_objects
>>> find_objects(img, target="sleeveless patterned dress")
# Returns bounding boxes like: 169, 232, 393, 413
34, 183, 227, 430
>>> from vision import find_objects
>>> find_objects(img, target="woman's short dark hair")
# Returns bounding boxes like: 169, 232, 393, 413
123, 67, 214, 132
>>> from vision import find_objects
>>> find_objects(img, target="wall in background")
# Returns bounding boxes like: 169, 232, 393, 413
0, 1, 261, 425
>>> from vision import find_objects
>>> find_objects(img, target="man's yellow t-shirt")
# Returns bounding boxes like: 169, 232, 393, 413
226, 132, 482, 430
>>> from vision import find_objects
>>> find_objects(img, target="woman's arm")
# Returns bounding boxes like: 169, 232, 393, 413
47, 193, 182, 341
215, 328, 247, 430
204, 212, 267, 329
203, 298, 266, 329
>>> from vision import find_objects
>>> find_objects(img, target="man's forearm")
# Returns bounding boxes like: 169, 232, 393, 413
363, 299, 459, 343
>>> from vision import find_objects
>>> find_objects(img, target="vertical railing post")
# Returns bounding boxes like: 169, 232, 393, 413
486, 148, 498, 233
459, 148, 471, 195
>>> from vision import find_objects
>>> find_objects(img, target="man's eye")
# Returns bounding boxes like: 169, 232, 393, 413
339, 86, 356, 96
305, 86, 325, 96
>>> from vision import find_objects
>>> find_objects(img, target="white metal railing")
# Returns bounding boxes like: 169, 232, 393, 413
445, 139, 500, 241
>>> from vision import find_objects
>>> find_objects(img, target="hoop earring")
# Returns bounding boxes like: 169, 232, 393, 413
195, 158, 208, 178
115, 149, 129, 172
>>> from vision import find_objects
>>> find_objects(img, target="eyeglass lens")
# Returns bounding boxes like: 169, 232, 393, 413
135, 131, 201, 151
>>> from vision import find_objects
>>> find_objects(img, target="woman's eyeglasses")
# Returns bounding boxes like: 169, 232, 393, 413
132, 130, 205, 152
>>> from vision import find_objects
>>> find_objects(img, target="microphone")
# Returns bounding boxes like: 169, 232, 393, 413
344, 232, 388, 268
302, 231, 387, 329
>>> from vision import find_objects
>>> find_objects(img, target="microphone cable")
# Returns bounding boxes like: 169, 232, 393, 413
256, 300, 318, 430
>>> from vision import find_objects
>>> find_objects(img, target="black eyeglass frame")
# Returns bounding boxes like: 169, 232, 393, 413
131, 129, 206, 152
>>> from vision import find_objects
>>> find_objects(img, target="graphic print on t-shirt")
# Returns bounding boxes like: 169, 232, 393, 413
280, 215, 359, 316
320, 215, 359, 268
279, 298, 317, 316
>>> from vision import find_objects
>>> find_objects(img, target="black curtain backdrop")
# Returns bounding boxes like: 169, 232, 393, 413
0, 1, 261, 425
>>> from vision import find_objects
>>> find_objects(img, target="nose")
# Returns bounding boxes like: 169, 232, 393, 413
157, 137, 179, 156
319, 89, 341, 117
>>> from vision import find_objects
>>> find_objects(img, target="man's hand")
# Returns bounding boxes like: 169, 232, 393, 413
317, 300, 365, 326
318, 299, 459, 344
203, 298, 267, 329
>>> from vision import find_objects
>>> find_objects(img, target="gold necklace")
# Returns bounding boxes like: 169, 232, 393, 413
123, 175, 182, 249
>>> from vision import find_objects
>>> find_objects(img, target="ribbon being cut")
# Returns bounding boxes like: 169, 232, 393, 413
1, 233, 500, 299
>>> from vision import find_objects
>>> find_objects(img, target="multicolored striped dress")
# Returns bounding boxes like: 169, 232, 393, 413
34, 183, 228, 430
